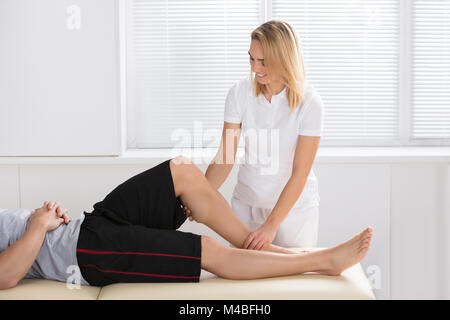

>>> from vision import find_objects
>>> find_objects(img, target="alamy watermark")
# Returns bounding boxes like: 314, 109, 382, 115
170, 121, 281, 175
366, 264, 381, 290
66, 265, 82, 290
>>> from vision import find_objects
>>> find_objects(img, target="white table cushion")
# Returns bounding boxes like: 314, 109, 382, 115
0, 278, 101, 300
97, 264, 374, 300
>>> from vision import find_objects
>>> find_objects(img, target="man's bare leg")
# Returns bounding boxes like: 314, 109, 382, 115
201, 226, 373, 279
169, 156, 292, 253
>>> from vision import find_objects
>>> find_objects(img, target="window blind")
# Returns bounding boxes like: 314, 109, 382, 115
412, 0, 450, 141
271, 0, 400, 143
127, 0, 260, 148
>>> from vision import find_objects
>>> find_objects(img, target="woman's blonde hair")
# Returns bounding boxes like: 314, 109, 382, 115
250, 20, 306, 112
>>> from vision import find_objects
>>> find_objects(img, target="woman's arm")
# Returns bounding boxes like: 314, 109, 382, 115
0, 202, 69, 289
243, 135, 321, 250
205, 121, 242, 190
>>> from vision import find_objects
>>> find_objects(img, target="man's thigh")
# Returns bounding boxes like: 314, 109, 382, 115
91, 159, 186, 229
76, 215, 202, 286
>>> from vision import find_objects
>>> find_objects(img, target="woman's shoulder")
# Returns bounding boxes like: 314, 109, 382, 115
299, 81, 322, 111
302, 81, 319, 101
229, 75, 253, 97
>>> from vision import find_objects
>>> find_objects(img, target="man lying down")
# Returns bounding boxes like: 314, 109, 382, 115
0, 156, 372, 289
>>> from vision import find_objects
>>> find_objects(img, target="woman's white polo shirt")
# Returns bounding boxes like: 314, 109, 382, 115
223, 76, 324, 209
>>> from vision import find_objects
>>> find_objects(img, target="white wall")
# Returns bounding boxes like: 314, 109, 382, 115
314, 164, 391, 299
0, 159, 448, 300
390, 164, 449, 299
0, 0, 119, 156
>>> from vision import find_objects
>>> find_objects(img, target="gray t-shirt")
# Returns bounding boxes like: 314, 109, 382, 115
0, 208, 89, 286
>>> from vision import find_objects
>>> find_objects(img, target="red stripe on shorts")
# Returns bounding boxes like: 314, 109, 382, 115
79, 264, 200, 279
77, 248, 200, 260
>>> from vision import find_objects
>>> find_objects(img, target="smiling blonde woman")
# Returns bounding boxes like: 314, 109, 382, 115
203, 20, 324, 251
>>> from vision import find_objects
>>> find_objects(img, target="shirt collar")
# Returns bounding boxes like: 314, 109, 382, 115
276, 86, 287, 102
250, 85, 288, 104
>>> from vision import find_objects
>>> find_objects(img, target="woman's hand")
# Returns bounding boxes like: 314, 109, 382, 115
243, 222, 278, 251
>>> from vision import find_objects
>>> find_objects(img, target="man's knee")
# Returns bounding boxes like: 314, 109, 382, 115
201, 236, 227, 271
171, 155, 193, 166
170, 156, 204, 184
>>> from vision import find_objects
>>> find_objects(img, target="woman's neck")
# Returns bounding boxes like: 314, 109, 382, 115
265, 81, 285, 96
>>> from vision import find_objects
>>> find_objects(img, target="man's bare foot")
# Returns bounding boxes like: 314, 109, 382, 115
317, 227, 373, 276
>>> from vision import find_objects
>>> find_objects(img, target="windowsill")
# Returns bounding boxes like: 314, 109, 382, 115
0, 146, 449, 165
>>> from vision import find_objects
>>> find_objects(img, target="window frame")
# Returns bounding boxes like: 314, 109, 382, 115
123, 0, 450, 150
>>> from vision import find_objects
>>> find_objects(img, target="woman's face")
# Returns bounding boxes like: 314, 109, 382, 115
248, 39, 280, 85
249, 39, 268, 83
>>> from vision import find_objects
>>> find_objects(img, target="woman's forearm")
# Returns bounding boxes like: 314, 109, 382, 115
0, 217, 47, 288
266, 175, 308, 228
205, 161, 234, 190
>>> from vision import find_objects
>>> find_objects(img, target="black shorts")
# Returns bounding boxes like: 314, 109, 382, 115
76, 158, 202, 287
